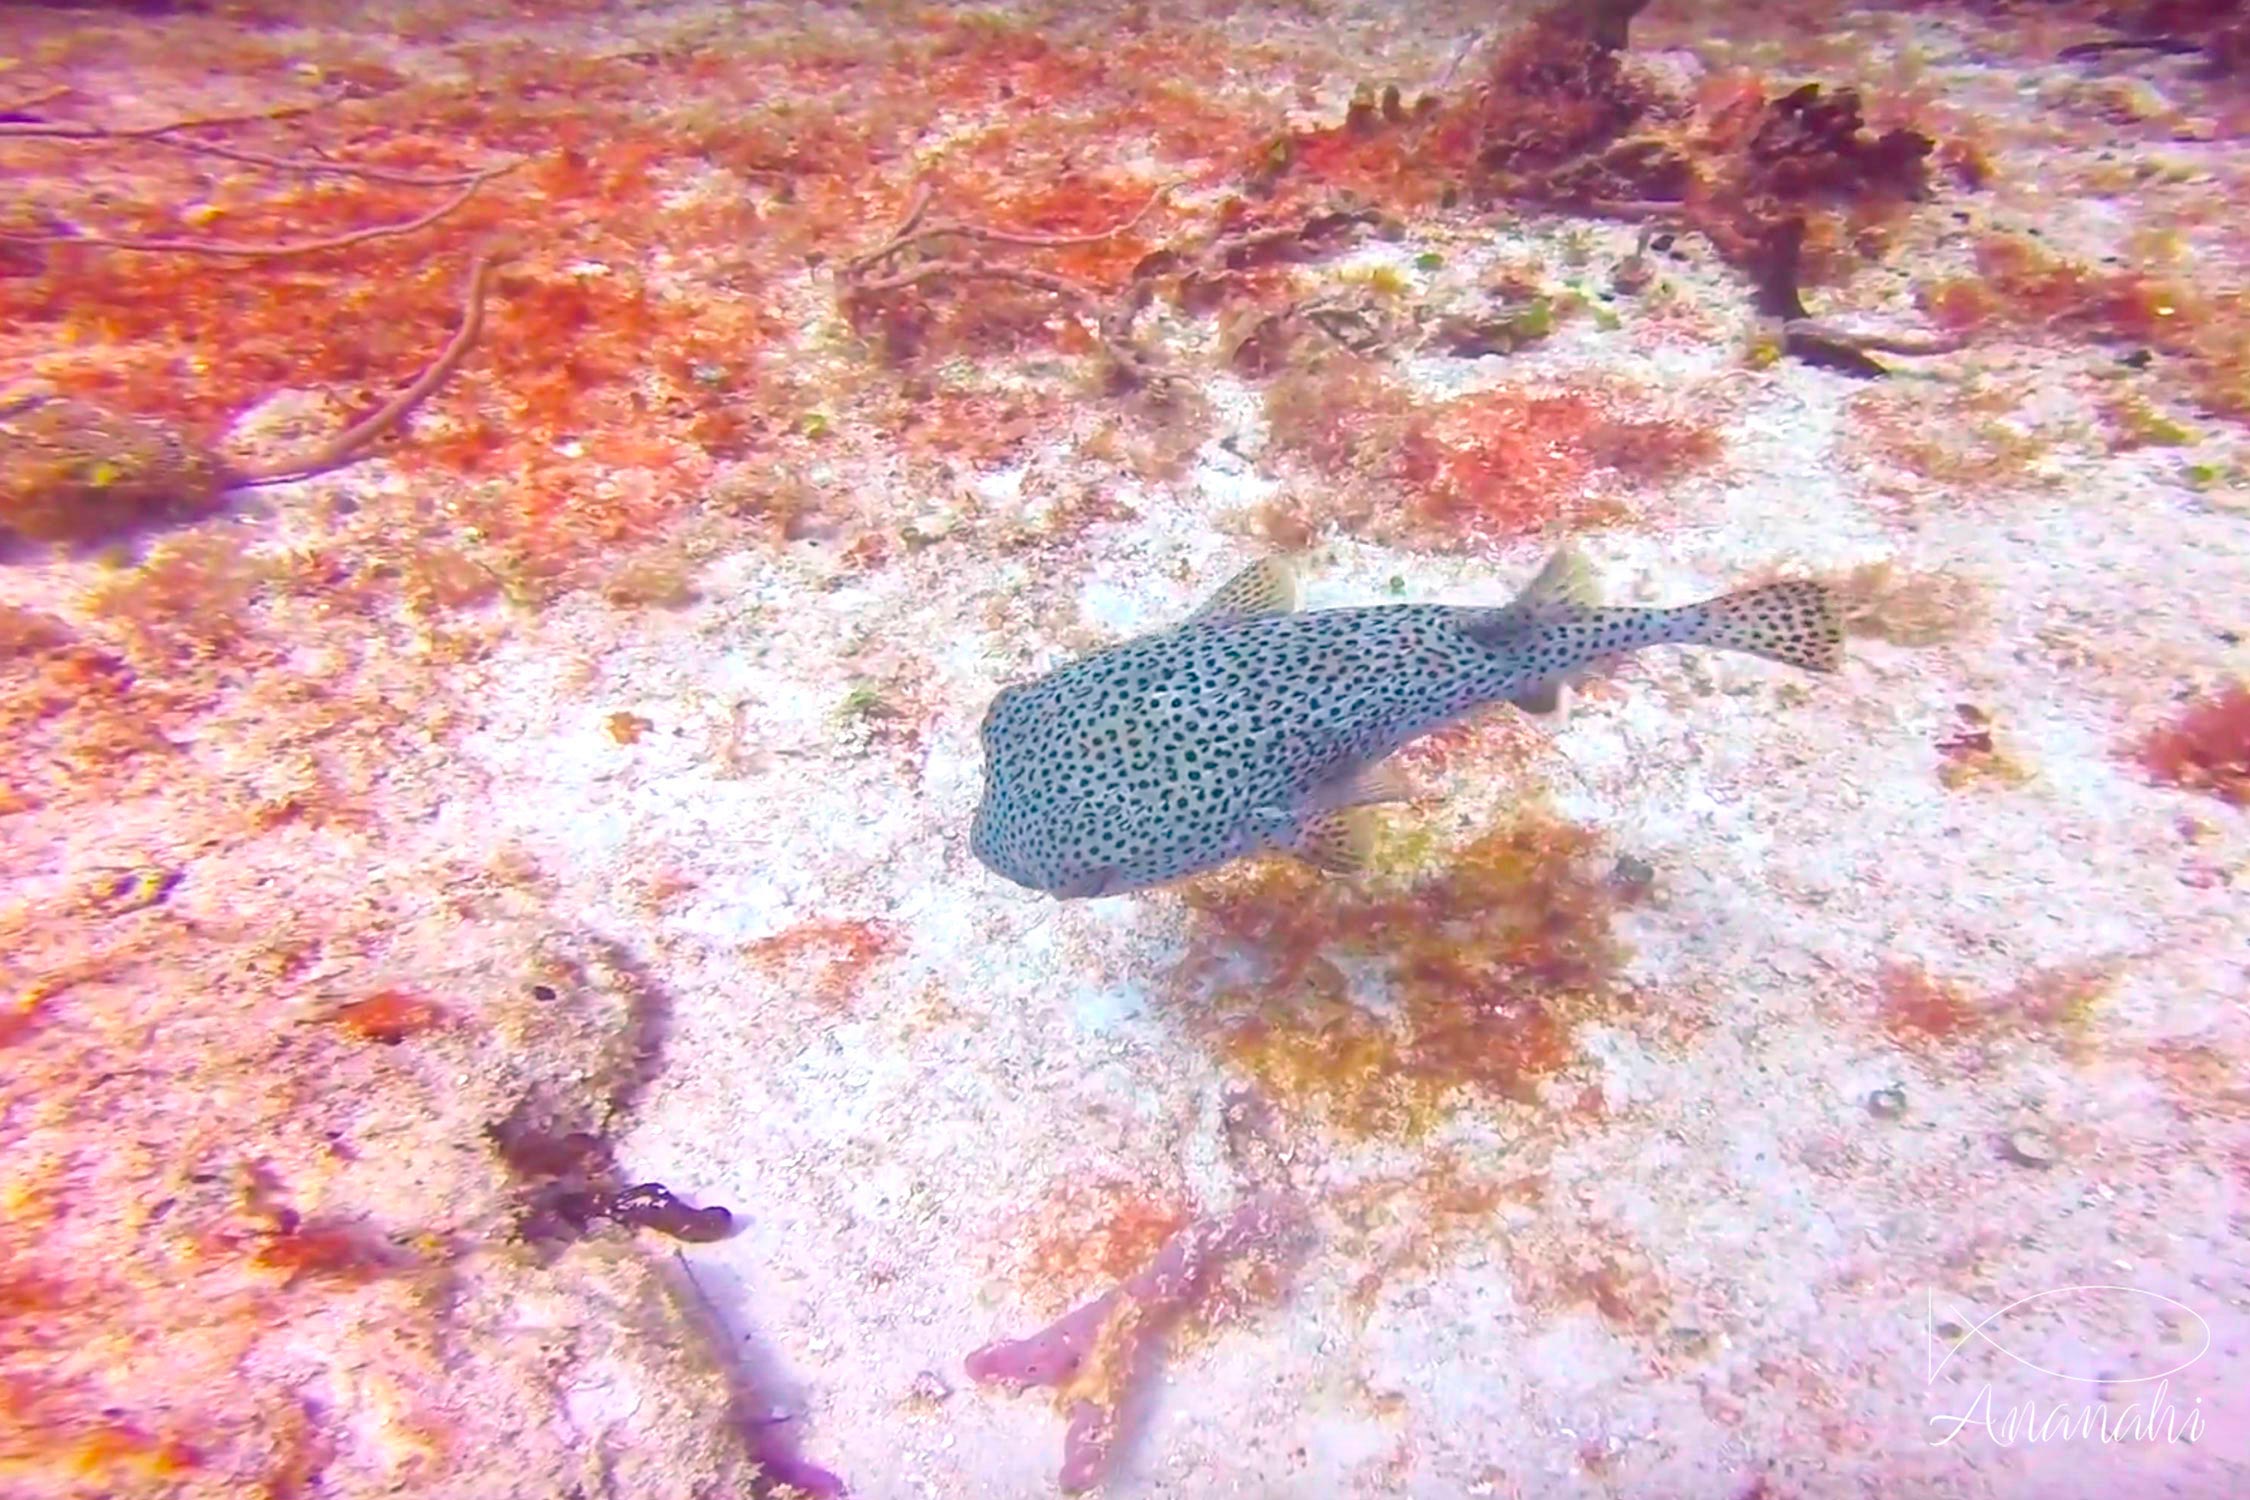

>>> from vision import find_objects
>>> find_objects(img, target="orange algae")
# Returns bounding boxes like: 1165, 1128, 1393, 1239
2145, 1041, 2250, 1122
1502, 1228, 1674, 1334
0, 606, 171, 813
1021, 1187, 1194, 1302
329, 990, 450, 1045
1935, 702, 2032, 790
1266, 98, 1467, 215
1843, 381, 2057, 494
2135, 683, 2250, 807
1919, 237, 2250, 421
0, 55, 798, 595
1176, 809, 1641, 1138
1261, 366, 1724, 548
1934, 236, 2197, 342
1830, 560, 1980, 647
248, 1222, 415, 1287
1331, 1155, 1543, 1311
0, 1379, 205, 1489
1876, 960, 2110, 1053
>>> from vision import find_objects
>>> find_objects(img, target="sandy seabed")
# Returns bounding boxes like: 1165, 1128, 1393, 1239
3, 1, 2248, 1497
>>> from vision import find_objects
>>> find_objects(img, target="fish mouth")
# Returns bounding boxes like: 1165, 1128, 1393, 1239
1053, 866, 1123, 900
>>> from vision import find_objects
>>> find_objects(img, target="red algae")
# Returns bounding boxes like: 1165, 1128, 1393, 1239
1875, 961, 1981, 1044
0, 61, 798, 593
1397, 389, 1608, 540
1391, 387, 1679, 546
1176, 808, 1645, 1137
1923, 236, 2202, 352
1509, 1232, 1673, 1334
742, 919, 903, 1010
1266, 101, 1465, 215
2134, 683, 2250, 806
7, 0, 2240, 1494
1260, 366, 1723, 548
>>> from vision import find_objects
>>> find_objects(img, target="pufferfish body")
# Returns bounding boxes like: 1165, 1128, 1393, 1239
970, 545, 1843, 899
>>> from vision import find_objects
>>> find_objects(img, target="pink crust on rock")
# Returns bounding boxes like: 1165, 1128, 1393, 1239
964, 1193, 1299, 1492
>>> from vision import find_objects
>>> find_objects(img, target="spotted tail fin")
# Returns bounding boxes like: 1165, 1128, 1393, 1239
1677, 579, 1845, 673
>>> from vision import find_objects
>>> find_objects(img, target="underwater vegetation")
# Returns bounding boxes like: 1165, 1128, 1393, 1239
0, 880, 768, 1496
2135, 681, 2250, 806
1874, 959, 2111, 1055
1174, 806, 1647, 1139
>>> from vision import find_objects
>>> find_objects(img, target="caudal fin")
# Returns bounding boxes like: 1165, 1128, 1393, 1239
1684, 579, 1845, 673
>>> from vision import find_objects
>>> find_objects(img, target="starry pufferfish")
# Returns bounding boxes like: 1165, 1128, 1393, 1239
969, 545, 1844, 900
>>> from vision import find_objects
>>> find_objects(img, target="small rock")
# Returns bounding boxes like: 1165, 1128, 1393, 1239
2095, 77, 2171, 124
1866, 1085, 1907, 1119
1608, 854, 1656, 899
909, 1369, 953, 1403
77, 865, 184, 918
2001, 1126, 2056, 1168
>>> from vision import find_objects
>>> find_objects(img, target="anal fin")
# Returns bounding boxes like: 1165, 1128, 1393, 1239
1507, 682, 1563, 715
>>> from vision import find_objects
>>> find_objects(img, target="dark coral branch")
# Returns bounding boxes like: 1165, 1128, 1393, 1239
965, 1194, 1303, 1493
1538, 0, 1654, 52
0, 101, 316, 136
845, 257, 1166, 383
1781, 318, 1968, 358
1744, 218, 1893, 378
2069, 0, 2250, 77
1, 165, 517, 261
134, 131, 515, 187
840, 183, 1185, 385
662, 1254, 849, 1498
1, 103, 516, 186
231, 251, 501, 486
850, 179, 1177, 275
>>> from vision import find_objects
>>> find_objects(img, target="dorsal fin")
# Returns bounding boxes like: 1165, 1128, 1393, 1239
1507, 543, 1600, 619
1462, 543, 1601, 649
1184, 555, 1298, 627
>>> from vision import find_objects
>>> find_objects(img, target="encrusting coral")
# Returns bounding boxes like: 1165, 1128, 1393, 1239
1, 254, 496, 547
0, 93, 526, 547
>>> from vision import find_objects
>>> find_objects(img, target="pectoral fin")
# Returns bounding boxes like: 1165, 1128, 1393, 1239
1307, 758, 1415, 812
1282, 810, 1375, 877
